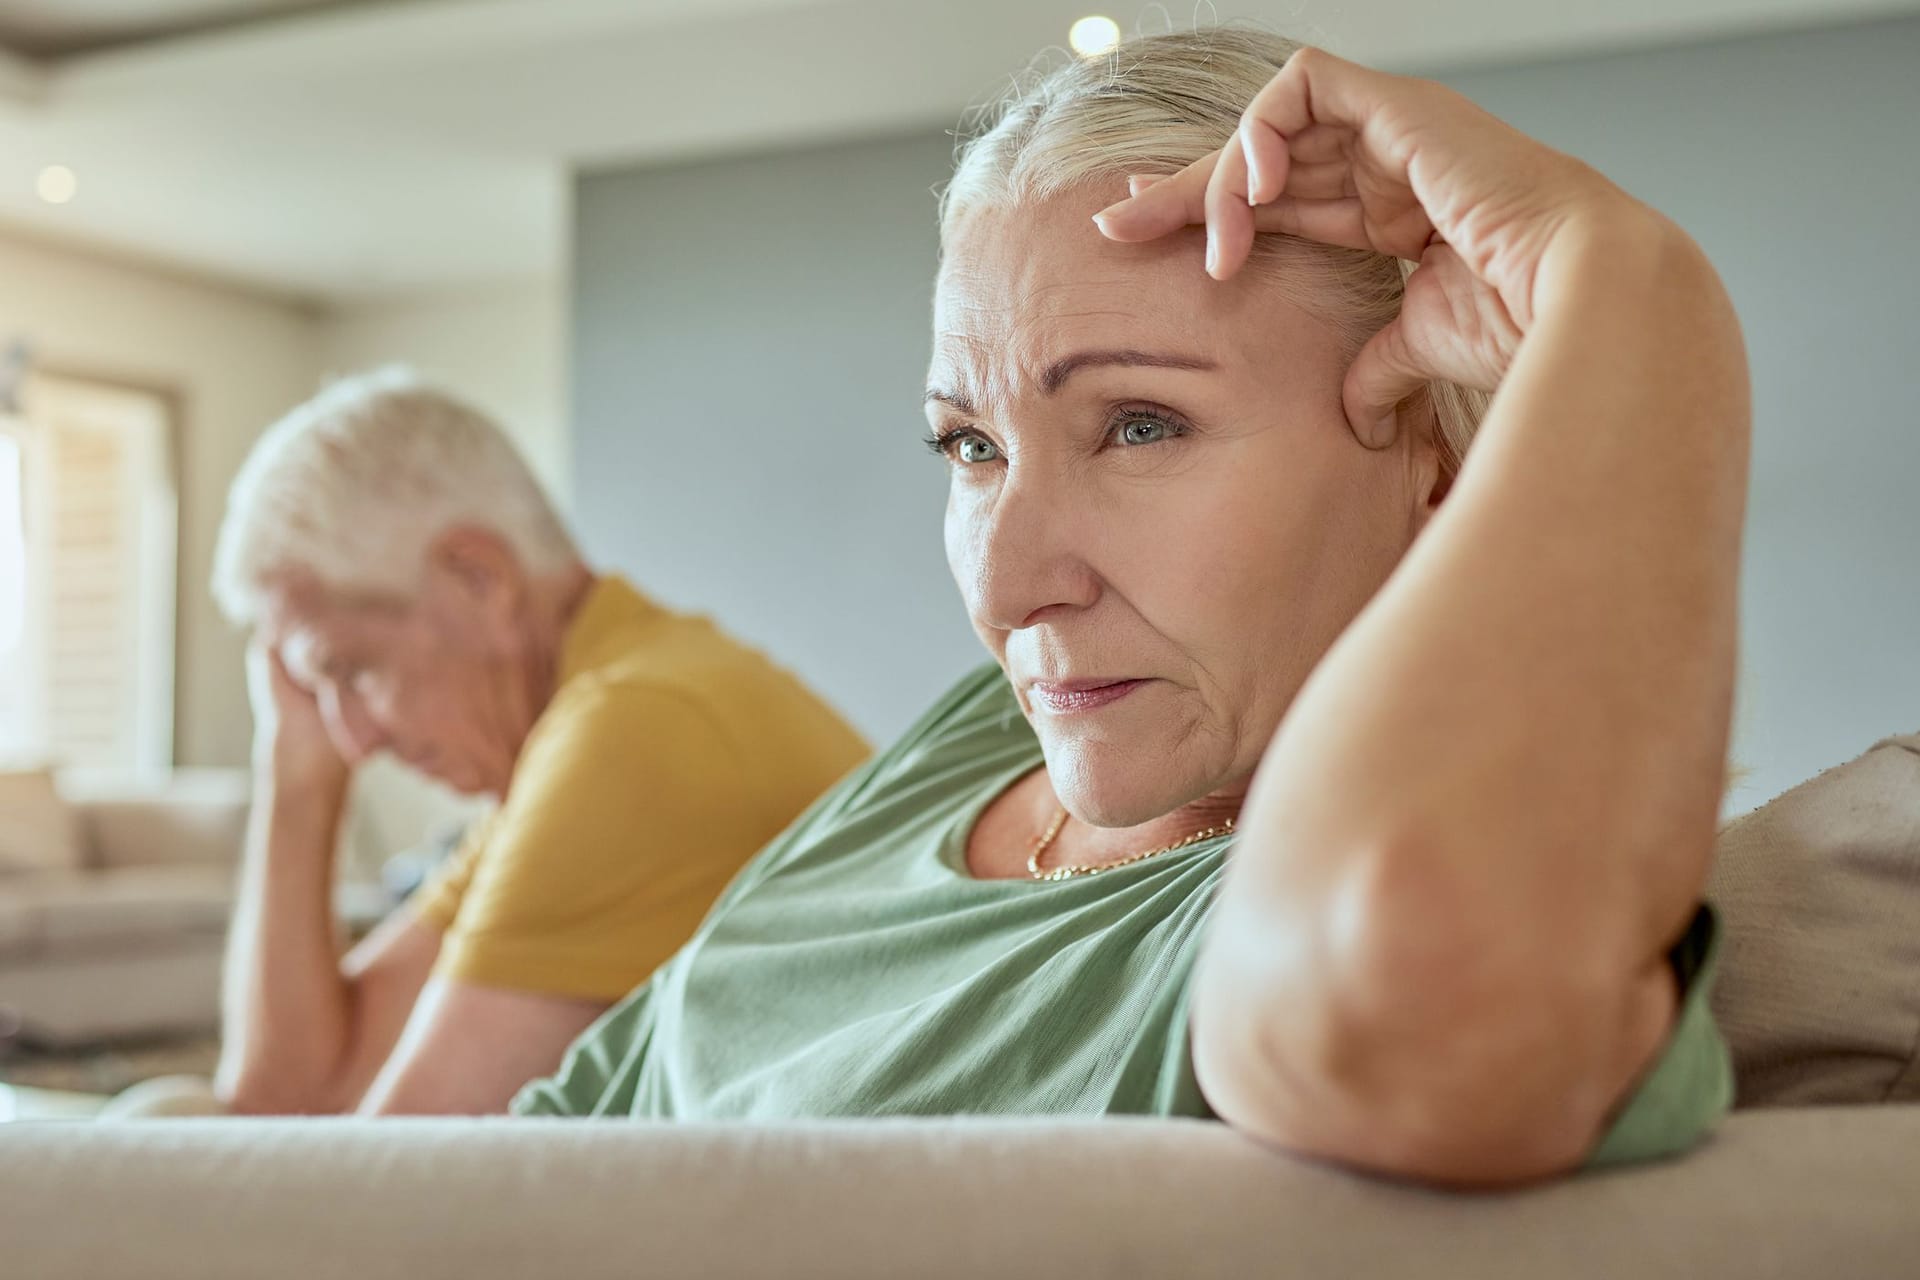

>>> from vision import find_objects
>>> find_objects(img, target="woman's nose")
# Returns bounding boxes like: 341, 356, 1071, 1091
961, 469, 1100, 633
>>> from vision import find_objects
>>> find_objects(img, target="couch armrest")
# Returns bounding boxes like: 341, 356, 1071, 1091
2, 1107, 1914, 1279
62, 769, 250, 870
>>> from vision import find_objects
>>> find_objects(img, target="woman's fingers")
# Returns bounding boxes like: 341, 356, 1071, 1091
1242, 116, 1291, 204
1206, 125, 1258, 278
1093, 152, 1217, 240
1095, 49, 1402, 276
1275, 161, 1356, 200
1243, 46, 1385, 146
1249, 197, 1374, 251
1283, 123, 1354, 165
1342, 314, 1430, 449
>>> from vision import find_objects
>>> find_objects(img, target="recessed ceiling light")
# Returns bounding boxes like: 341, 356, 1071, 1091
36, 165, 77, 206
1069, 15, 1121, 58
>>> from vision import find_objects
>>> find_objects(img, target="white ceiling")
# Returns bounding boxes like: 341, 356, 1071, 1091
0, 0, 1911, 305
0, 0, 379, 57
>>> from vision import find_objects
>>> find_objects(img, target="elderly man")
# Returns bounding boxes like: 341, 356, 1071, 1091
208, 368, 869, 1115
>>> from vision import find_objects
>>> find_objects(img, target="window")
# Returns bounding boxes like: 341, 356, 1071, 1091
0, 373, 177, 779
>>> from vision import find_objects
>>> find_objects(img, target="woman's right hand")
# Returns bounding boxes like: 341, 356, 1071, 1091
1092, 46, 1669, 446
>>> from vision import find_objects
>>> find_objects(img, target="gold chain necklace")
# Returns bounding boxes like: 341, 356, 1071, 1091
1027, 807, 1236, 882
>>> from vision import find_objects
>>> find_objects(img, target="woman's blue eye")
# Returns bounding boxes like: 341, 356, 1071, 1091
957, 436, 1000, 464
1119, 417, 1170, 446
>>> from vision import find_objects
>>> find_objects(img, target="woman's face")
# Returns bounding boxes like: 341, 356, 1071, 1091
930, 185, 1443, 828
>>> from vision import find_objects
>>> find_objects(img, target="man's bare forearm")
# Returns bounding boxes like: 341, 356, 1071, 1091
214, 769, 358, 1113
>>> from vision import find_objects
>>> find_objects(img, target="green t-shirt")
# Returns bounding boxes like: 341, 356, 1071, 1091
514, 663, 1732, 1167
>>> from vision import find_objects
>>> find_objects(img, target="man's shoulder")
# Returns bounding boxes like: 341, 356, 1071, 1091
518, 669, 731, 788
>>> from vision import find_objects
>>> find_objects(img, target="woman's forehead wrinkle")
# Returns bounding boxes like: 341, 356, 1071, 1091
927, 330, 996, 413
937, 281, 1180, 396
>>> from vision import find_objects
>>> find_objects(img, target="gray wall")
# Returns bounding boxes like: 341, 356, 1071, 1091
571, 133, 975, 740
572, 16, 1919, 810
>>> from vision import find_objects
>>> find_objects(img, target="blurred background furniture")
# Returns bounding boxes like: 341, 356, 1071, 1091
0, 768, 399, 1073
0, 768, 246, 1048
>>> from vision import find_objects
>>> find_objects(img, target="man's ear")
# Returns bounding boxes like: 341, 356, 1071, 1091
421, 526, 527, 643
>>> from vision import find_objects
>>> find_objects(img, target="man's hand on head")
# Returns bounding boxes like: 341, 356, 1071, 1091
247, 639, 351, 798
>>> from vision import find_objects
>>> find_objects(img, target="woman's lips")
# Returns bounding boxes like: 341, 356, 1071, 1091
1029, 678, 1147, 714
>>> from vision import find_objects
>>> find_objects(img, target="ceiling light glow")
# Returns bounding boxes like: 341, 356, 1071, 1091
36, 165, 77, 205
1069, 15, 1120, 58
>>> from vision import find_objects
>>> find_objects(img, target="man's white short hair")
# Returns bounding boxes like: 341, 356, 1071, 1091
212, 367, 578, 624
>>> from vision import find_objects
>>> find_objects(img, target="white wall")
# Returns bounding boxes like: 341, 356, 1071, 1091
570, 15, 1920, 811
0, 229, 320, 770
315, 280, 569, 503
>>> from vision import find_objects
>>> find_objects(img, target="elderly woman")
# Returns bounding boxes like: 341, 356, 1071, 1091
517, 30, 1744, 1188
207, 370, 869, 1115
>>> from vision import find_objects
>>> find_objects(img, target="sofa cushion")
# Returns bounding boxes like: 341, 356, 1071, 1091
0, 866, 232, 957
1707, 731, 1920, 1106
63, 768, 250, 870
0, 768, 85, 875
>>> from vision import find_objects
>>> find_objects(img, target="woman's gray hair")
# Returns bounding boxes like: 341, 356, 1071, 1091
211, 366, 577, 624
942, 27, 1491, 474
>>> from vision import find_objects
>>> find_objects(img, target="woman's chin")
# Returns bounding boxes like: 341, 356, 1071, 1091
1049, 756, 1202, 831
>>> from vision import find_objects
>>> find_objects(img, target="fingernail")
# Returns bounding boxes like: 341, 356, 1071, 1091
1242, 127, 1264, 204
1205, 233, 1218, 277
1092, 199, 1127, 223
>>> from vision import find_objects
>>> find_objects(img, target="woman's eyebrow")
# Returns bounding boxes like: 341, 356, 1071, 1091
925, 386, 975, 414
924, 349, 1219, 412
1040, 349, 1218, 393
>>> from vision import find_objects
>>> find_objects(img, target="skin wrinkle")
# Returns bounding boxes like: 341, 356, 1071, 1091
936, 184, 1444, 867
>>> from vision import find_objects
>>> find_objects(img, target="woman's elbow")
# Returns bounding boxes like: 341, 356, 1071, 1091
1191, 849, 1652, 1189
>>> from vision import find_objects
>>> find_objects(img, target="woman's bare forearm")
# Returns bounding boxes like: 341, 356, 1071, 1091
1196, 206, 1750, 1176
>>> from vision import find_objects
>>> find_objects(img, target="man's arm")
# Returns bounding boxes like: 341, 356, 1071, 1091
356, 980, 609, 1115
214, 789, 443, 1113
214, 646, 441, 1115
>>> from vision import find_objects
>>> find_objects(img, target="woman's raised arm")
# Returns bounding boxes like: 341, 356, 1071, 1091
1097, 48, 1750, 1186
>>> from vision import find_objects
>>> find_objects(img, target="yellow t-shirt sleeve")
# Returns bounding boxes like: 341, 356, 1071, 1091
425, 680, 764, 1001
408, 813, 494, 932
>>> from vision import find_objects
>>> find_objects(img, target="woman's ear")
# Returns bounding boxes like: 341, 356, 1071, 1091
421, 526, 527, 645
1405, 397, 1454, 539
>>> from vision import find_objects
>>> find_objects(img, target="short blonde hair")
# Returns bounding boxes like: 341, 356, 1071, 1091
941, 27, 1490, 474
212, 367, 577, 624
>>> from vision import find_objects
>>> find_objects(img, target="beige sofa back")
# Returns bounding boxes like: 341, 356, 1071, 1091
4, 1109, 1918, 1279
61, 769, 250, 871
1707, 732, 1920, 1107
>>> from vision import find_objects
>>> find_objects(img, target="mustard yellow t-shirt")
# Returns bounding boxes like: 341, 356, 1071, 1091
408, 575, 870, 1000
